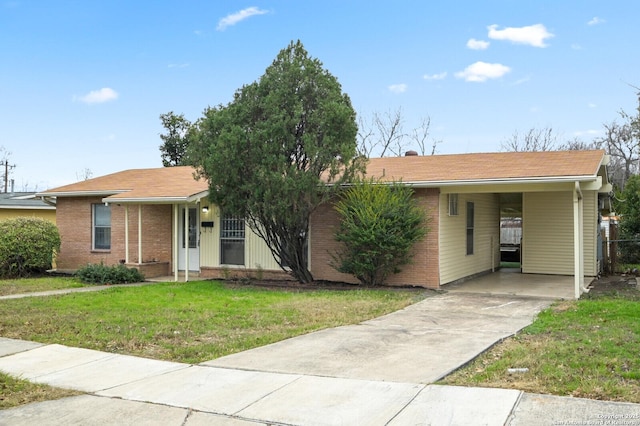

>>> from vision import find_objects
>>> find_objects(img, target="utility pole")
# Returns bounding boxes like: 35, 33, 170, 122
0, 160, 15, 193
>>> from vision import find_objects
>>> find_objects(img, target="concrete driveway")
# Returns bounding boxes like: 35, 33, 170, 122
206, 292, 552, 383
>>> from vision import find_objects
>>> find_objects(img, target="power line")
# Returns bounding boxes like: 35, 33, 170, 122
0, 160, 16, 193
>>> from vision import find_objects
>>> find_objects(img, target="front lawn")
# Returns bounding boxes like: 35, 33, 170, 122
0, 280, 427, 364
440, 285, 640, 403
0, 276, 86, 297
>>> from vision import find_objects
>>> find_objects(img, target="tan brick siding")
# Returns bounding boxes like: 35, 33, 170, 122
309, 188, 441, 289
55, 197, 172, 271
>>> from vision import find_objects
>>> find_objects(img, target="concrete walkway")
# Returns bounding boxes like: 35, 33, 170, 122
1, 292, 639, 425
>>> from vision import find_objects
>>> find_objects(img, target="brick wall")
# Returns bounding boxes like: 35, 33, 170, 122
309, 188, 441, 289
55, 197, 172, 271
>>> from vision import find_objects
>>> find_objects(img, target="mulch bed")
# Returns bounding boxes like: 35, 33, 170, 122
586, 274, 639, 298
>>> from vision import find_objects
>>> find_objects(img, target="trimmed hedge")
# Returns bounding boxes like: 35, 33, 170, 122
76, 263, 145, 285
0, 217, 61, 278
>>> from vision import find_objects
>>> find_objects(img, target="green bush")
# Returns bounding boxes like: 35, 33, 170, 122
76, 263, 145, 285
0, 217, 61, 278
332, 178, 428, 286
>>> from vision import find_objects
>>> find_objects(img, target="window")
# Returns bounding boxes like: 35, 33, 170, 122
221, 215, 245, 265
448, 194, 459, 216
466, 202, 474, 255
93, 204, 111, 250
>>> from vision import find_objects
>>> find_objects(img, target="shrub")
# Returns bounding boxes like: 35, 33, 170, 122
332, 178, 429, 286
0, 217, 61, 278
76, 263, 145, 285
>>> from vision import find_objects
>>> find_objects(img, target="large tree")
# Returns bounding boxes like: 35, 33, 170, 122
159, 111, 192, 167
190, 40, 362, 283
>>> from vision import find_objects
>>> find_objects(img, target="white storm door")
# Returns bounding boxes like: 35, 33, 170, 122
178, 207, 200, 271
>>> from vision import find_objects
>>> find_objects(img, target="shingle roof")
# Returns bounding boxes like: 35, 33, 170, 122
0, 192, 55, 209
37, 150, 607, 202
38, 166, 209, 202
365, 150, 606, 183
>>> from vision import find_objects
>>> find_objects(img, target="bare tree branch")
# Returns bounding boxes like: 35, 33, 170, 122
501, 127, 559, 152
374, 109, 406, 157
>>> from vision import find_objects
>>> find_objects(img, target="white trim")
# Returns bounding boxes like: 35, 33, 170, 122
0, 205, 55, 210
407, 175, 600, 188
38, 190, 125, 197
124, 205, 129, 264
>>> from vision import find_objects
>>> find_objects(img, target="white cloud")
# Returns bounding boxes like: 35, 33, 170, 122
388, 83, 408, 93
455, 61, 511, 82
588, 102, 597, 108
571, 43, 583, 50
423, 72, 447, 81
466, 38, 490, 50
74, 88, 119, 104
512, 76, 531, 86
217, 7, 268, 31
588, 17, 605, 26
574, 129, 599, 137
487, 24, 554, 47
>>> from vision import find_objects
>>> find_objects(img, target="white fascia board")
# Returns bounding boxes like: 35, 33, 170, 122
0, 205, 55, 210
37, 190, 126, 197
103, 192, 210, 205
102, 197, 190, 205
187, 190, 210, 203
408, 175, 599, 189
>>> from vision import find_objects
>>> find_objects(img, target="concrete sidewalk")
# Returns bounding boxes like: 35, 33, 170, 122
1, 293, 639, 425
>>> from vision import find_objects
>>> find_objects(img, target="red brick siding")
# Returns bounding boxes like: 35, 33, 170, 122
309, 188, 441, 289
55, 197, 172, 271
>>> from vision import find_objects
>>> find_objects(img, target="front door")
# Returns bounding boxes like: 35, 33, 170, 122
178, 207, 200, 271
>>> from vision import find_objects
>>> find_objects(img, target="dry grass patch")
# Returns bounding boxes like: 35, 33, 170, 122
0, 277, 85, 296
0, 372, 81, 410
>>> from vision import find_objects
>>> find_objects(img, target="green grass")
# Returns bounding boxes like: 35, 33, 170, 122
0, 277, 86, 296
0, 280, 427, 364
440, 294, 640, 403
0, 372, 81, 409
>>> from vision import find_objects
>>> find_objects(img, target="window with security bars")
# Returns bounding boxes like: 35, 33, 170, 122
220, 215, 245, 265
93, 204, 111, 250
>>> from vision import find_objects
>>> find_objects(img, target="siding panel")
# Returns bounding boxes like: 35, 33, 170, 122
522, 192, 574, 275
439, 193, 500, 284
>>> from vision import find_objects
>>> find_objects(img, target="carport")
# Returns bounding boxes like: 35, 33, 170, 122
444, 269, 584, 299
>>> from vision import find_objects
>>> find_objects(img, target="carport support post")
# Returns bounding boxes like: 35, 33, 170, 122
573, 182, 584, 299
173, 204, 179, 282
138, 204, 142, 265
124, 205, 129, 264
184, 204, 190, 282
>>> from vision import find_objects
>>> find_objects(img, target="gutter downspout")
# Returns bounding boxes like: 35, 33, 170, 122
39, 196, 57, 206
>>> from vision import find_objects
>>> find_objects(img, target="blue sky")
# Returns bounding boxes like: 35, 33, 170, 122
1, 1, 639, 190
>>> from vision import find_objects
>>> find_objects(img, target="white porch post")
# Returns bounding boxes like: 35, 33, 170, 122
184, 204, 190, 282
573, 182, 585, 299
124, 205, 129, 264
138, 204, 143, 264
173, 204, 179, 282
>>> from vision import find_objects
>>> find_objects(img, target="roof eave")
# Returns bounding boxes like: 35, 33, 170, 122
36, 190, 126, 197
406, 175, 600, 188
102, 190, 209, 205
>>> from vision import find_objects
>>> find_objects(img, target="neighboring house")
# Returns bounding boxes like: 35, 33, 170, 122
37, 150, 611, 298
0, 191, 56, 223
